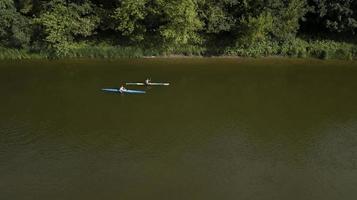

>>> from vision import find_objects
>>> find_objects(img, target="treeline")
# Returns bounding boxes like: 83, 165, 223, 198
0, 0, 357, 59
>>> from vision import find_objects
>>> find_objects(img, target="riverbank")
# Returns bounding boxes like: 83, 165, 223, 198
1, 38, 356, 60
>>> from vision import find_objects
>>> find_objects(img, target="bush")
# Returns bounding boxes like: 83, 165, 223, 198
351, 46, 357, 60
335, 49, 352, 60
165, 45, 206, 56
224, 40, 280, 57
1, 39, 356, 60
279, 38, 308, 57
222, 37, 356, 60
57, 43, 145, 59
0, 47, 46, 59
305, 40, 355, 60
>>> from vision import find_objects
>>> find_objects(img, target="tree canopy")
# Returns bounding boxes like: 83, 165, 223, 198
1, 0, 356, 56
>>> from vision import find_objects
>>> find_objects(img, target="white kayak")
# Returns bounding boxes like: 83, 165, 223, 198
126, 82, 170, 86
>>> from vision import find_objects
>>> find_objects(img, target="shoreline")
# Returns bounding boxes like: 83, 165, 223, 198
0, 55, 356, 61
1, 56, 356, 66
1, 48, 356, 61
1, 36, 356, 61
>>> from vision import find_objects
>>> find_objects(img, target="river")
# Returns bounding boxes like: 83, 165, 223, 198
1, 58, 357, 200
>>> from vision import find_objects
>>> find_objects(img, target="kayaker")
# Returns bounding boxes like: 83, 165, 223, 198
145, 78, 151, 85
119, 85, 126, 93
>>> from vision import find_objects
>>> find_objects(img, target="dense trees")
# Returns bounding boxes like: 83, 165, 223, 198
113, 0, 147, 43
112, 0, 203, 50
0, 0, 356, 58
159, 0, 203, 51
0, 0, 32, 48
303, 0, 357, 34
34, 0, 99, 56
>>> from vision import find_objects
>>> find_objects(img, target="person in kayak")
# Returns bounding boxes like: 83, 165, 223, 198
119, 85, 126, 93
145, 78, 151, 85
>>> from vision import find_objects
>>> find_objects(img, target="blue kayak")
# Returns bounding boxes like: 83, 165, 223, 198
101, 88, 146, 94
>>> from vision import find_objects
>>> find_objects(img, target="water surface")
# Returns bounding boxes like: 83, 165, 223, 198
1, 58, 357, 200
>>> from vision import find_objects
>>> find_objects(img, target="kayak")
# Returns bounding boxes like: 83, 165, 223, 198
147, 83, 170, 86
126, 82, 170, 86
102, 88, 146, 94
125, 83, 145, 86
101, 88, 146, 94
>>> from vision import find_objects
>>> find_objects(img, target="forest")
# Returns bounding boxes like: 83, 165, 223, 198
0, 0, 357, 59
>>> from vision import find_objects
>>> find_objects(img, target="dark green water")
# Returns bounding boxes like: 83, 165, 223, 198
1, 58, 357, 200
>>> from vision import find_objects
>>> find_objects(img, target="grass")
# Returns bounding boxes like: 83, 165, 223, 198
1, 38, 356, 60
224, 38, 357, 60
0, 47, 47, 59
64, 43, 144, 59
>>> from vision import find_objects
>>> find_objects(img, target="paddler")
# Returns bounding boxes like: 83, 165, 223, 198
119, 85, 126, 93
145, 78, 151, 85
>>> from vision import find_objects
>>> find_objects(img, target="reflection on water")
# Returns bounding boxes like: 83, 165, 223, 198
1, 59, 357, 200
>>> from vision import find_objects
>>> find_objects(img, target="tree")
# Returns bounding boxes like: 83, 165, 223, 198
34, 0, 99, 56
158, 0, 203, 51
113, 0, 203, 51
198, 0, 235, 34
1, 0, 356, 57
303, 0, 357, 34
228, 0, 308, 46
112, 0, 147, 43
270, 0, 308, 40
237, 11, 274, 46
0, 0, 32, 48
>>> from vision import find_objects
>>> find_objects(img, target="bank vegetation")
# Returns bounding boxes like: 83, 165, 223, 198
1, 0, 357, 60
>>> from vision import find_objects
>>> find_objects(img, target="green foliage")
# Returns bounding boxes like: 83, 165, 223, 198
352, 46, 357, 59
65, 43, 144, 58
0, 0, 32, 48
0, 0, 357, 60
234, 0, 307, 43
159, 0, 203, 52
198, 0, 234, 34
34, 0, 99, 56
224, 37, 357, 60
0, 0, 14, 37
237, 12, 274, 46
0, 47, 47, 59
112, 0, 147, 43
271, 0, 308, 40
225, 40, 280, 57
304, 0, 357, 34
306, 40, 355, 60
279, 38, 308, 57
16, 0, 35, 14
